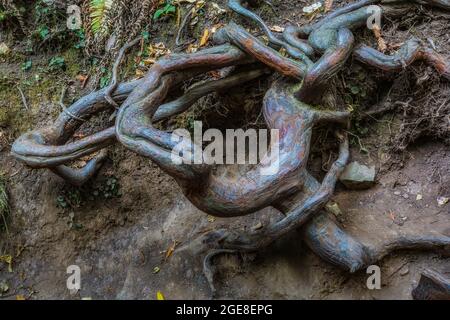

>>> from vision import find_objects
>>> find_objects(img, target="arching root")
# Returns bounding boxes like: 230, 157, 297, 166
412, 269, 450, 300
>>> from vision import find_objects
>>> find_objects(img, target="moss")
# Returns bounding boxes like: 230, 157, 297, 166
62, 48, 84, 78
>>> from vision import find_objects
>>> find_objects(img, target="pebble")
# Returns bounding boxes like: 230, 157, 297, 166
400, 267, 410, 276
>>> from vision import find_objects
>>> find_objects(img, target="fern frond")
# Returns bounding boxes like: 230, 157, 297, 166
90, 0, 113, 35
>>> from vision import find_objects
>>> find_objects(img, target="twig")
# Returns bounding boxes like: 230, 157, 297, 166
17, 87, 28, 110
176, 5, 195, 46
105, 37, 142, 108
59, 86, 86, 122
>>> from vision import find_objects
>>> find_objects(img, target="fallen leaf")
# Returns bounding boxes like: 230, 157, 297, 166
389, 211, 395, 221
165, 241, 178, 260
156, 291, 165, 300
326, 202, 343, 216
0, 255, 13, 272
76, 74, 88, 83
303, 2, 322, 15
143, 58, 156, 66
416, 194, 423, 201
211, 2, 226, 15
135, 69, 145, 78
199, 28, 210, 47
16, 295, 26, 300
153, 266, 161, 274
0, 282, 9, 293
207, 215, 215, 223
270, 25, 284, 33
186, 43, 199, 53
372, 25, 387, 52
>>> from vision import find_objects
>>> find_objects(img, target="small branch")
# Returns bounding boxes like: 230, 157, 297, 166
17, 86, 28, 110
59, 86, 86, 122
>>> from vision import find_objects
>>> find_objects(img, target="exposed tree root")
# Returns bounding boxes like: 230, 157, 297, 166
412, 269, 450, 300
11, 0, 450, 298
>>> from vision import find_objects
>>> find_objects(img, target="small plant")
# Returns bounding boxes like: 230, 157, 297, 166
153, 0, 176, 21
90, 0, 113, 35
48, 56, 65, 71
21, 60, 32, 71
73, 29, 86, 49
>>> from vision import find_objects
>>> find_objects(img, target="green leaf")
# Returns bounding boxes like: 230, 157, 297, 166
21, 60, 32, 71
350, 85, 360, 95
38, 26, 50, 40
153, 2, 176, 20
49, 56, 66, 70
141, 31, 150, 41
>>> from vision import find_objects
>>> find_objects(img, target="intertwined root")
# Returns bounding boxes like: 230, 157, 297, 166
412, 269, 450, 300
11, 0, 450, 297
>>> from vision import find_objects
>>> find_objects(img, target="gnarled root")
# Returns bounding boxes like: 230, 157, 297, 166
11, 79, 142, 168
303, 212, 450, 273
354, 39, 450, 80
105, 37, 142, 108
189, 133, 349, 297
412, 269, 450, 300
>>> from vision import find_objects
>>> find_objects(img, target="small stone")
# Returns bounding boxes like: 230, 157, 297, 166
437, 196, 449, 207
251, 222, 263, 231
394, 191, 401, 196
326, 202, 343, 217
303, 2, 323, 14
400, 267, 410, 276
339, 162, 376, 190
0, 42, 10, 56
402, 194, 409, 199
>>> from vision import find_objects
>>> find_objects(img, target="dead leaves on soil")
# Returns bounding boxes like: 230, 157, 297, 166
0, 254, 13, 273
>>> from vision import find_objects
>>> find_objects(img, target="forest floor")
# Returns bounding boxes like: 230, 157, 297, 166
0, 0, 449, 299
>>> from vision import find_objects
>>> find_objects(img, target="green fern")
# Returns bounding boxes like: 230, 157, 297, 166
90, 0, 112, 35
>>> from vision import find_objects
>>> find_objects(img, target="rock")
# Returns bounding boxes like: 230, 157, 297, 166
0, 42, 10, 56
437, 196, 449, 207
339, 162, 376, 190
400, 266, 410, 276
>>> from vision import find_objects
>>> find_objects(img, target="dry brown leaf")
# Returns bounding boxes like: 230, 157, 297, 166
165, 241, 178, 260
372, 25, 387, 52
0, 255, 13, 272
199, 28, 210, 47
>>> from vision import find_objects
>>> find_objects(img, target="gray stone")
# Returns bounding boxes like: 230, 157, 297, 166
0, 42, 10, 56
339, 161, 376, 190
